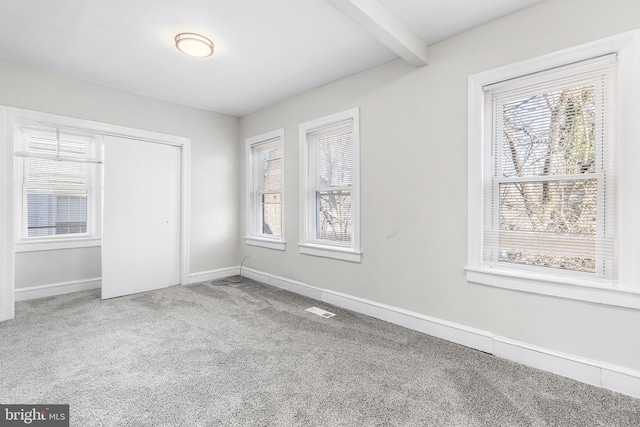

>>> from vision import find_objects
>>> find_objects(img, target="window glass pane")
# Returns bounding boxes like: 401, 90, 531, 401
59, 137, 90, 158
260, 146, 281, 163
252, 141, 282, 238
499, 179, 597, 233
26, 131, 92, 158
261, 193, 281, 236
498, 237, 595, 273
498, 179, 597, 272
27, 189, 88, 237
27, 158, 87, 185
260, 147, 281, 192
27, 135, 57, 156
316, 190, 351, 243
314, 133, 353, 188
501, 83, 596, 178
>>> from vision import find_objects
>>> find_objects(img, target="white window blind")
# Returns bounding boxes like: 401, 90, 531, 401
17, 127, 98, 239
483, 57, 617, 278
307, 119, 353, 245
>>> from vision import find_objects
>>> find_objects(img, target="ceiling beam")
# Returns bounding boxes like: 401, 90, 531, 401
325, 0, 428, 67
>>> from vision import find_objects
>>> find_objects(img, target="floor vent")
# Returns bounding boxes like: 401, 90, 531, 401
306, 307, 336, 318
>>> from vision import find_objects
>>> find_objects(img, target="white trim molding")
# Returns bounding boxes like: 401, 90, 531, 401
241, 268, 323, 300
245, 237, 286, 251
242, 267, 640, 399
15, 278, 101, 301
188, 266, 241, 284
466, 267, 640, 310
298, 243, 362, 263
0, 109, 15, 320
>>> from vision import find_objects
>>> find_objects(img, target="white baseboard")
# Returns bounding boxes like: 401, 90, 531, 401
15, 278, 101, 301
242, 267, 640, 400
13, 266, 241, 302
321, 289, 495, 353
493, 337, 602, 386
602, 364, 640, 399
188, 266, 240, 284
241, 268, 323, 300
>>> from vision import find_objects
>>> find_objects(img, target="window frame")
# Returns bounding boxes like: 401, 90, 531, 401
14, 124, 102, 252
467, 30, 640, 309
245, 128, 286, 250
299, 108, 361, 263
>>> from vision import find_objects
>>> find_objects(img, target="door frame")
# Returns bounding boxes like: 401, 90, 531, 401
0, 106, 191, 321
1, 109, 15, 321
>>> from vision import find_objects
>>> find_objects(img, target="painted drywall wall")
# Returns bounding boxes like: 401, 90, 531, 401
239, 0, 640, 371
0, 59, 240, 287
15, 248, 101, 287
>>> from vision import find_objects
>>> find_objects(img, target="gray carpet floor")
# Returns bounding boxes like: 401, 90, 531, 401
1, 277, 639, 426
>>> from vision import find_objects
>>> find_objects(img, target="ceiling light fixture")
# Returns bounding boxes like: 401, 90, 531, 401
175, 33, 214, 58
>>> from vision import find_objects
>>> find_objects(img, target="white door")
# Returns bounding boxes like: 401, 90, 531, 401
101, 136, 181, 299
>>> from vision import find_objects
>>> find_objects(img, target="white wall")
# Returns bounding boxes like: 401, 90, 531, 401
15, 248, 101, 287
239, 0, 640, 371
0, 59, 240, 287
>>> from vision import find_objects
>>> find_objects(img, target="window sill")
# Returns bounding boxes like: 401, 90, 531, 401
245, 237, 286, 251
299, 243, 362, 263
465, 266, 640, 310
16, 237, 101, 253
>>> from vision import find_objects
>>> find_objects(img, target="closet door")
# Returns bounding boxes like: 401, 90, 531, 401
101, 136, 181, 299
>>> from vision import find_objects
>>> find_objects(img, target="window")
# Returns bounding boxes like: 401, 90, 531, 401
299, 108, 361, 262
485, 57, 616, 277
245, 129, 285, 250
15, 125, 101, 251
467, 31, 640, 308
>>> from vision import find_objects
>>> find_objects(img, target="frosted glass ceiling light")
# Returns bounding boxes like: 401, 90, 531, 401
175, 33, 214, 58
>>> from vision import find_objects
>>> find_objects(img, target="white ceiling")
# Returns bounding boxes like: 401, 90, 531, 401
0, 0, 543, 116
